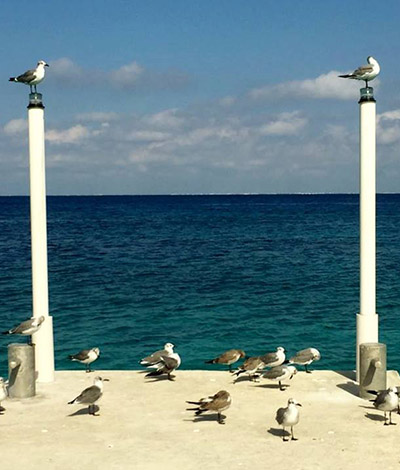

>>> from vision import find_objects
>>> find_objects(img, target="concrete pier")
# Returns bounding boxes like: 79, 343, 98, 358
1, 370, 399, 469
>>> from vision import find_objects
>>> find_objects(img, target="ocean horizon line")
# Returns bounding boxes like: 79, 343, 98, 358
1, 192, 400, 197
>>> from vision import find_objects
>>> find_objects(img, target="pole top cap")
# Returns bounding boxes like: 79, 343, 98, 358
359, 87, 376, 103
28, 92, 44, 109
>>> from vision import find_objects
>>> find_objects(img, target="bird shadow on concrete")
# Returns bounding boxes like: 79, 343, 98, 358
254, 383, 289, 390
364, 412, 386, 423
144, 375, 176, 383
67, 405, 100, 417
183, 413, 227, 424
268, 427, 290, 439
334, 371, 359, 397
231, 376, 260, 385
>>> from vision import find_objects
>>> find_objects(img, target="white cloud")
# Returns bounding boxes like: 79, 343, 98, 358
76, 112, 119, 122
377, 109, 400, 144
3, 119, 28, 135
249, 71, 376, 101
46, 124, 90, 144
109, 62, 144, 88
257, 112, 307, 136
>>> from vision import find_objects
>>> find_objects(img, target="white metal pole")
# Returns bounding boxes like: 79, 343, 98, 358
27, 92, 54, 383
356, 87, 378, 382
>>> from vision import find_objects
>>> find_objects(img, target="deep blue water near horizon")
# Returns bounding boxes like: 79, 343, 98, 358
1, 194, 400, 377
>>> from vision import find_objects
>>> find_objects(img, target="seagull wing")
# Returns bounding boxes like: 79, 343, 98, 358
70, 385, 102, 405
69, 350, 91, 361
16, 69, 37, 84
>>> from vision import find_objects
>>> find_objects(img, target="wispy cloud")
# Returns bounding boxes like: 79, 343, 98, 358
248, 71, 377, 101
3, 118, 28, 136
49, 57, 191, 91
46, 124, 91, 144
377, 109, 400, 144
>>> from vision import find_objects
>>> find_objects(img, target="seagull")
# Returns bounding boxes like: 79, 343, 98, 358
69, 347, 100, 373
339, 56, 380, 87
263, 365, 297, 391
68, 376, 109, 416
260, 347, 286, 368
9, 60, 49, 93
205, 349, 246, 372
275, 398, 302, 441
0, 378, 7, 414
233, 356, 266, 382
2, 316, 45, 344
369, 387, 399, 425
139, 343, 175, 367
186, 390, 231, 424
289, 348, 321, 373
145, 350, 181, 381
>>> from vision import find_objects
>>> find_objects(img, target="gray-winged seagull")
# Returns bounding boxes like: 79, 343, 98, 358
233, 356, 266, 382
275, 398, 302, 441
69, 347, 100, 373
263, 365, 297, 391
260, 346, 286, 368
289, 347, 321, 373
369, 387, 399, 425
145, 350, 181, 381
205, 349, 246, 372
339, 56, 380, 87
2, 316, 45, 344
9, 60, 49, 93
139, 342, 175, 367
187, 390, 231, 424
0, 378, 7, 414
68, 376, 109, 416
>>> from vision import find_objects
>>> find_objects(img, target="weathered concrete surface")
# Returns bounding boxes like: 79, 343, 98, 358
1, 370, 400, 470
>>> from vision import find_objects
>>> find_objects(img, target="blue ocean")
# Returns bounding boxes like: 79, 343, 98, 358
1, 194, 400, 375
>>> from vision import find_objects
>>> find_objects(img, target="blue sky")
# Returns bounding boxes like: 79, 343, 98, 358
2, 0, 400, 194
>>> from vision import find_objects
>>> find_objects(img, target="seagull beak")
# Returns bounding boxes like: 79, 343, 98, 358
45, 63, 49, 67
103, 378, 110, 382
297, 403, 302, 406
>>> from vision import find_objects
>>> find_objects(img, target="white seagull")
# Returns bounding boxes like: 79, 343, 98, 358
9, 60, 49, 93
339, 56, 380, 87
275, 398, 302, 441
68, 376, 109, 416
69, 347, 100, 373
369, 387, 399, 426
2, 316, 45, 344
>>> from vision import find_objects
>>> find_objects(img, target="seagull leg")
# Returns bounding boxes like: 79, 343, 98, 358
384, 411, 389, 426
291, 426, 298, 441
217, 412, 225, 425
282, 426, 288, 442
167, 373, 175, 381
389, 411, 396, 425
86, 364, 91, 373
305, 364, 312, 374
279, 381, 285, 391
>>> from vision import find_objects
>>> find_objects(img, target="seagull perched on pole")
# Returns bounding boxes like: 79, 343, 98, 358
2, 316, 45, 344
339, 56, 380, 87
9, 60, 49, 93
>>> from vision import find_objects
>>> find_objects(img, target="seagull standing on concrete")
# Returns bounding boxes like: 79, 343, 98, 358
68, 376, 109, 416
139, 342, 175, 367
205, 349, 246, 372
2, 316, 45, 344
289, 348, 321, 373
263, 365, 297, 391
0, 378, 7, 414
369, 387, 399, 425
145, 350, 181, 381
275, 398, 302, 441
9, 60, 49, 93
69, 347, 100, 373
260, 347, 286, 368
233, 356, 266, 382
186, 390, 231, 424
339, 56, 380, 87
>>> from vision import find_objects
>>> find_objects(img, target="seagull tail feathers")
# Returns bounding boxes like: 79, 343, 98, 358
338, 74, 353, 79
1, 330, 11, 335
145, 370, 163, 377
186, 400, 202, 406
9, 77, 17, 82
205, 359, 216, 364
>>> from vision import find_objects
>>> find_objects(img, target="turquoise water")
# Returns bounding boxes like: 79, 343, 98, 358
1, 194, 400, 374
